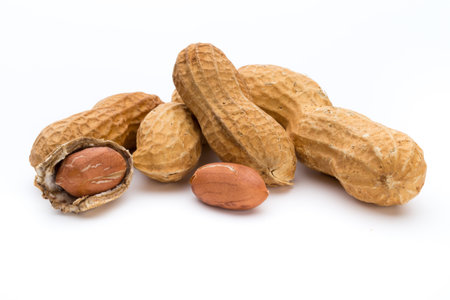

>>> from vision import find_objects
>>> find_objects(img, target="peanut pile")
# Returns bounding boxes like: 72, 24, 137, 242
30, 43, 427, 213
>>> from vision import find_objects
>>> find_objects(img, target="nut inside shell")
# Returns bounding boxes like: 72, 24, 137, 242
34, 137, 133, 213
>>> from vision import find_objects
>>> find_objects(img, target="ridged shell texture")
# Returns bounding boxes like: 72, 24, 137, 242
133, 102, 202, 182
292, 106, 426, 205
173, 43, 296, 186
29, 92, 162, 168
238, 64, 332, 129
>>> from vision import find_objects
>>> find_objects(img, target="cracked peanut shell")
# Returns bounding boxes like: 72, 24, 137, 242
133, 102, 202, 182
29, 92, 162, 168
34, 137, 133, 213
173, 43, 296, 186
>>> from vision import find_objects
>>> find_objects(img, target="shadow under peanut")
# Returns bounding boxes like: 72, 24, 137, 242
55, 191, 130, 218
295, 162, 412, 217
193, 195, 265, 216
76, 145, 413, 218
132, 144, 221, 193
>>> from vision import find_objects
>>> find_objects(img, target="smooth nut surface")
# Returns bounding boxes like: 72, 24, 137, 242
55, 147, 127, 197
190, 163, 269, 210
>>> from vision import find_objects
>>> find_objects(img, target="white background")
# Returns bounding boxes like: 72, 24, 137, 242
1, 1, 449, 299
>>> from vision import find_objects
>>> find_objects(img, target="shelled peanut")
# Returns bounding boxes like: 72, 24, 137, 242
190, 163, 269, 210
133, 102, 202, 182
173, 43, 296, 186
55, 147, 127, 197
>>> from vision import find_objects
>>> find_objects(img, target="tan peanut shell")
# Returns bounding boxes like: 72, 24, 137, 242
171, 90, 207, 145
133, 102, 202, 182
238, 64, 332, 129
171, 89, 184, 103
29, 92, 162, 168
173, 64, 329, 146
239, 64, 426, 205
173, 43, 296, 186
34, 137, 133, 213
292, 106, 426, 206
190, 163, 269, 210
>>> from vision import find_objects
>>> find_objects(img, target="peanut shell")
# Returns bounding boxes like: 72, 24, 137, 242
238, 64, 332, 129
292, 106, 426, 206
173, 43, 296, 186
171, 90, 207, 145
34, 137, 133, 213
171, 89, 184, 103
29, 92, 162, 168
133, 102, 202, 182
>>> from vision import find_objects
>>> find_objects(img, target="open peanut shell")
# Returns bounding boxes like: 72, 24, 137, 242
34, 137, 133, 213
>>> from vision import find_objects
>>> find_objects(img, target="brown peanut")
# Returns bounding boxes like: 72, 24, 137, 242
133, 102, 202, 182
55, 147, 127, 197
173, 43, 296, 186
190, 163, 269, 210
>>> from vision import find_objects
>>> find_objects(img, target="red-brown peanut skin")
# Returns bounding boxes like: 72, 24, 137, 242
55, 147, 127, 197
190, 163, 269, 210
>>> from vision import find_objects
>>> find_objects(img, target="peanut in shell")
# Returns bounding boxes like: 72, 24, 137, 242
173, 43, 296, 186
292, 106, 426, 206
239, 64, 426, 205
29, 92, 162, 168
133, 102, 202, 182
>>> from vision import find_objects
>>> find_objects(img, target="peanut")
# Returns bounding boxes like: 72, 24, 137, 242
55, 147, 127, 197
29, 92, 162, 168
34, 137, 133, 213
172, 64, 329, 162
173, 43, 296, 186
239, 65, 426, 205
292, 106, 426, 206
133, 102, 202, 182
190, 163, 269, 210
179, 65, 426, 206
